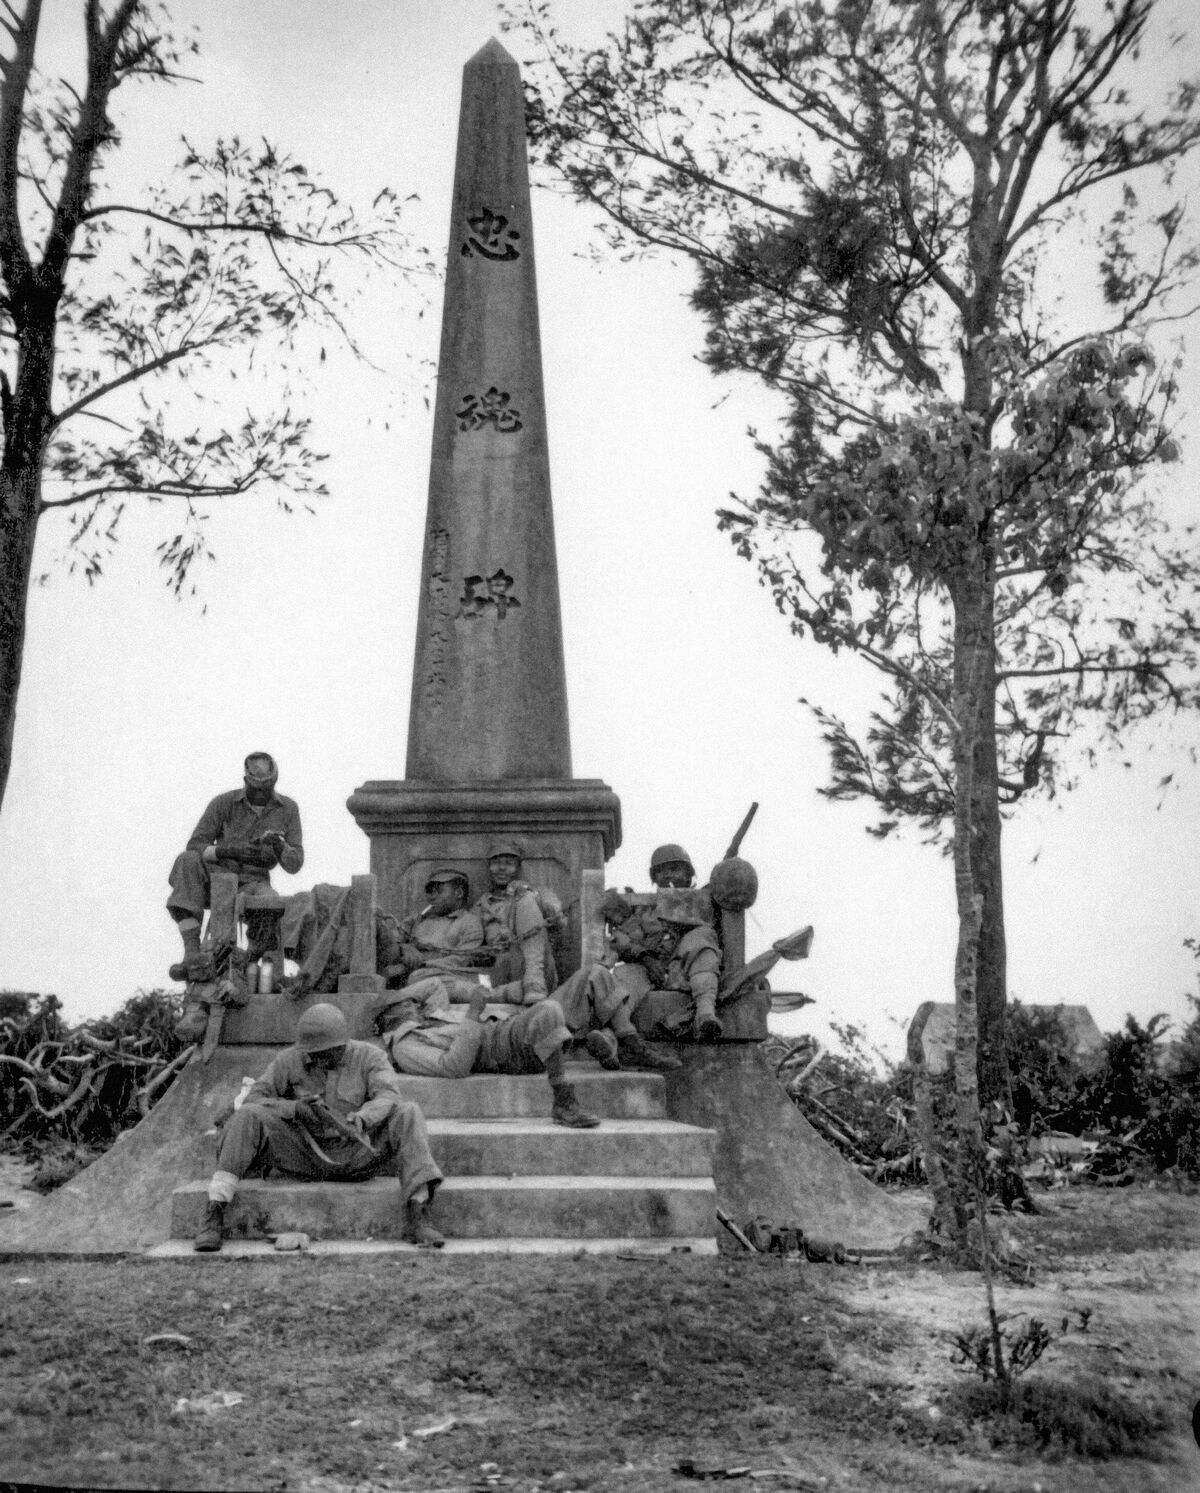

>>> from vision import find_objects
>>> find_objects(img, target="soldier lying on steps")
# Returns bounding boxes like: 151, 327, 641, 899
194, 1003, 444, 1252
374, 983, 600, 1129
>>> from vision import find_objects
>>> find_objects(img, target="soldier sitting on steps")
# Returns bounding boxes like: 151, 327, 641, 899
375, 983, 600, 1129
194, 1003, 444, 1252
474, 842, 680, 1074
604, 843, 724, 1043
382, 867, 487, 986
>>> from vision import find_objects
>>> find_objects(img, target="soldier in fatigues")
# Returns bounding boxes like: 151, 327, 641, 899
604, 843, 724, 1042
383, 868, 487, 986
194, 1003, 444, 1252
375, 984, 600, 1129
474, 842, 679, 1072
166, 751, 303, 981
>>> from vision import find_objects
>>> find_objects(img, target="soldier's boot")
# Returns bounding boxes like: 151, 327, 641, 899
585, 1029, 620, 1071
169, 951, 216, 984
403, 1196, 445, 1249
193, 1200, 226, 1253
694, 997, 723, 1043
550, 1083, 600, 1129
617, 1031, 682, 1072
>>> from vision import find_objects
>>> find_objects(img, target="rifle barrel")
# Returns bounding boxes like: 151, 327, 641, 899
723, 801, 759, 861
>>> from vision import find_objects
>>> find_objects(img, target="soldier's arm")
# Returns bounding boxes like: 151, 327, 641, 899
245, 1053, 303, 1119
277, 799, 304, 874
185, 793, 231, 856
354, 1045, 406, 1128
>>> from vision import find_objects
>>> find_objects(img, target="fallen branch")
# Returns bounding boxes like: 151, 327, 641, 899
137, 1045, 196, 1116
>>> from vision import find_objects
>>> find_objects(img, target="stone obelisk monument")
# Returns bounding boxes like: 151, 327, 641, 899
349, 39, 621, 965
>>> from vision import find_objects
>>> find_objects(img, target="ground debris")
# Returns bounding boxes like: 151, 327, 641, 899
171, 1389, 245, 1415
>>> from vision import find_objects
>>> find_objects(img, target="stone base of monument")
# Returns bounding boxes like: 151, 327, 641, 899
163, 1068, 717, 1253
661, 1044, 919, 1251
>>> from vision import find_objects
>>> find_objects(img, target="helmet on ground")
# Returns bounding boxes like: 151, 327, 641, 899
649, 843, 695, 882
296, 1003, 349, 1053
709, 856, 759, 912
486, 840, 523, 861
424, 866, 469, 894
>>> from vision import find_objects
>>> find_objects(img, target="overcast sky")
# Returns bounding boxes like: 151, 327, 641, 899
1, 0, 1198, 1064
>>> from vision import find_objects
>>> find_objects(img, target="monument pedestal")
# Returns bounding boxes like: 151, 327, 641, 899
347, 777, 621, 970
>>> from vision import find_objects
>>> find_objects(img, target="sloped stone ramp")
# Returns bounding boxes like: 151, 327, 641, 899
0, 1042, 914, 1256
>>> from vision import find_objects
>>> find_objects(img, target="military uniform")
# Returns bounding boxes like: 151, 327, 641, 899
473, 881, 555, 998
391, 906, 486, 983
167, 787, 304, 921
210, 1039, 442, 1202
605, 890, 723, 1040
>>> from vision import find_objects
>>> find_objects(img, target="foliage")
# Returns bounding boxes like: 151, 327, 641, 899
0, 0, 430, 816
508, 0, 1200, 1145
0, 987, 189, 1171
948, 1373, 1167, 1458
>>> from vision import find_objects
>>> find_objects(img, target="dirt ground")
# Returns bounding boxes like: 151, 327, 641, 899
0, 1178, 1197, 1492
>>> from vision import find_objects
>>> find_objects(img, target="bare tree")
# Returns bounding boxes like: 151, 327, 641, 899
0, 0, 428, 813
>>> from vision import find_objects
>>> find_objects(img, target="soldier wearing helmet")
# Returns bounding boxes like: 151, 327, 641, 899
194, 1002, 444, 1253
383, 867, 486, 987
604, 841, 725, 1042
472, 843, 680, 1073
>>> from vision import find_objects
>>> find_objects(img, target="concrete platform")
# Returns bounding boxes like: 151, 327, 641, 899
145, 1236, 718, 1258
170, 1174, 717, 1241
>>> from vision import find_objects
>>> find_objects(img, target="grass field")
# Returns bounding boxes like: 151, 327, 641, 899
0, 1187, 1197, 1492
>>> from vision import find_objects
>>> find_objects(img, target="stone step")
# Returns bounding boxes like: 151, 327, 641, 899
146, 1236, 719, 1258
428, 1117, 714, 1177
394, 1064, 667, 1119
171, 1174, 716, 1242
195, 1115, 714, 1176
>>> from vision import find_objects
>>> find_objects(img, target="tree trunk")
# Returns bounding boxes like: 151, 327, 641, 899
946, 563, 992, 1239
0, 465, 40, 815
0, 315, 56, 816
972, 651, 1011, 1112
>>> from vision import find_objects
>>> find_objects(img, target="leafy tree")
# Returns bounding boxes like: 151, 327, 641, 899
0, 0, 427, 814
507, 0, 1200, 1188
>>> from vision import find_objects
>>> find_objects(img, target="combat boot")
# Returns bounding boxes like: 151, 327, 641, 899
617, 1032, 681, 1072
694, 997, 723, 1043
403, 1196, 445, 1249
550, 1083, 600, 1129
193, 1200, 226, 1252
585, 1029, 620, 1070
169, 951, 215, 985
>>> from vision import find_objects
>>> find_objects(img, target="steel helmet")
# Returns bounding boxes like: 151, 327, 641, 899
296, 1002, 349, 1053
649, 843, 695, 882
709, 856, 759, 912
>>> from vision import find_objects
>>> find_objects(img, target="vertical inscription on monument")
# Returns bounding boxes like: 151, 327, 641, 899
456, 388, 523, 432
461, 207, 521, 260
423, 528, 453, 710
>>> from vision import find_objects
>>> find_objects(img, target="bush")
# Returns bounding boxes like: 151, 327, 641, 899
950, 1375, 1167, 1458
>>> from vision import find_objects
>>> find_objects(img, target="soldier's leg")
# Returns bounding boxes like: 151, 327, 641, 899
167, 850, 211, 965
370, 1096, 445, 1247
480, 1001, 598, 1129
196, 1102, 321, 1251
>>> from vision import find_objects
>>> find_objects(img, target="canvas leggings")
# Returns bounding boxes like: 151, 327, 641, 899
214, 1096, 442, 1204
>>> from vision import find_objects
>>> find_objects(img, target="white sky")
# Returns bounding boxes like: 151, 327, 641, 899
1, 0, 1198, 1065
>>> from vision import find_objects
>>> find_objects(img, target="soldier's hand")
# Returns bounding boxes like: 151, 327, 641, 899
293, 1099, 322, 1130
202, 844, 219, 866
345, 1111, 367, 1136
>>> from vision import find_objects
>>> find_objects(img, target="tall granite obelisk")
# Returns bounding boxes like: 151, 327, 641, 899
349, 39, 621, 966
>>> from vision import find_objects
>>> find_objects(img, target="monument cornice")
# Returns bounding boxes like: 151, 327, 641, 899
347, 778, 622, 858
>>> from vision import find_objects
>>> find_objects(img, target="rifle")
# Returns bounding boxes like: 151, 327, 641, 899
292, 885, 353, 997
723, 802, 759, 861
297, 1092, 378, 1161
